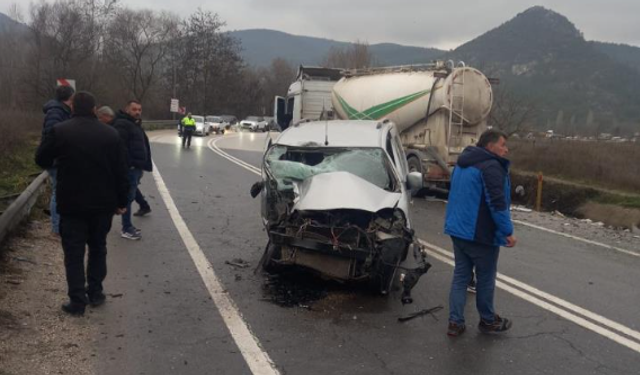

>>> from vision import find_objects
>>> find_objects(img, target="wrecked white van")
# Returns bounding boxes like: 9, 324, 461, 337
252, 120, 430, 302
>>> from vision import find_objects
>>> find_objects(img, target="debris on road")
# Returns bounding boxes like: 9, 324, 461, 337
397, 305, 444, 323
512, 205, 533, 213
225, 258, 251, 269
261, 271, 330, 308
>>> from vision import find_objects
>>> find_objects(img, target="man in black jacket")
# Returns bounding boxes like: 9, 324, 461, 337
112, 100, 148, 240
36, 91, 129, 316
41, 85, 75, 235
133, 121, 152, 217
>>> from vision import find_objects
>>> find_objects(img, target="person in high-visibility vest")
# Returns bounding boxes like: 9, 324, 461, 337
181, 113, 196, 148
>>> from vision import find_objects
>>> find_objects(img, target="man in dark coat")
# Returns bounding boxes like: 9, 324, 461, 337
36, 91, 129, 315
41, 85, 75, 234
133, 128, 153, 217
112, 100, 148, 240
444, 129, 517, 336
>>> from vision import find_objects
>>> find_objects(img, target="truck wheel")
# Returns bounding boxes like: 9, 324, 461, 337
407, 156, 425, 197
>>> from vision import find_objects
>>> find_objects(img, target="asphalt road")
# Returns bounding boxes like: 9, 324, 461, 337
90, 130, 640, 375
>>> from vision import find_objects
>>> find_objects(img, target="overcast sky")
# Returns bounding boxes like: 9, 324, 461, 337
2, 0, 638, 49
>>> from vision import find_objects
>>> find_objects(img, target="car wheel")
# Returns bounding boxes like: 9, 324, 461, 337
260, 241, 282, 273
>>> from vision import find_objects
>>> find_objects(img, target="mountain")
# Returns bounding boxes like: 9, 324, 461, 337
592, 41, 640, 73
228, 29, 445, 67
447, 6, 640, 130
0, 12, 28, 33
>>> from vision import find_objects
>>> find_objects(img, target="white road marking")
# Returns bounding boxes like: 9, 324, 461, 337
513, 219, 639, 258
208, 137, 261, 174
151, 162, 279, 375
206, 136, 640, 354
420, 240, 640, 354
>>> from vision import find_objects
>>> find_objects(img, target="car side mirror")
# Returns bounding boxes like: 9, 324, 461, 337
250, 181, 264, 198
406, 172, 423, 191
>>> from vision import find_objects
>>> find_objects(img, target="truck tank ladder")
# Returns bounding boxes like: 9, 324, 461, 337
447, 64, 466, 159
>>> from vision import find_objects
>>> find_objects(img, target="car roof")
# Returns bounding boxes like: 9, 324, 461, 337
274, 120, 394, 148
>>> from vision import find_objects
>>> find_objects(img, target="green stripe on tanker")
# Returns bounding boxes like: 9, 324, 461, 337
337, 89, 432, 120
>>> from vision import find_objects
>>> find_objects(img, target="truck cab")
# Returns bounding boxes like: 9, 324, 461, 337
274, 66, 342, 130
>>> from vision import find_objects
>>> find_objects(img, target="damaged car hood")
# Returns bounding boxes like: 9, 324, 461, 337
293, 171, 402, 213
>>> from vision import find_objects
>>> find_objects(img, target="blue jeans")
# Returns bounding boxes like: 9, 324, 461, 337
48, 168, 60, 234
121, 168, 142, 232
448, 236, 500, 325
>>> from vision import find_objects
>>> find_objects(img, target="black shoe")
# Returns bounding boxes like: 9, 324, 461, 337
133, 207, 151, 217
61, 301, 86, 316
88, 292, 106, 307
447, 322, 466, 337
478, 314, 512, 333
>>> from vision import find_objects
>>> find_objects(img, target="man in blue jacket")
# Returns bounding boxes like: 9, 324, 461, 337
444, 129, 517, 336
41, 85, 75, 234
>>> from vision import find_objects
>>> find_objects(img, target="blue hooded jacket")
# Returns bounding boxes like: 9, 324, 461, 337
42, 100, 72, 140
444, 146, 513, 246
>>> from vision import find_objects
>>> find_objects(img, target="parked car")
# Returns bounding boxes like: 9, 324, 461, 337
241, 116, 263, 132
257, 116, 277, 132
192, 115, 208, 136
252, 120, 430, 301
220, 115, 238, 131
206, 115, 224, 134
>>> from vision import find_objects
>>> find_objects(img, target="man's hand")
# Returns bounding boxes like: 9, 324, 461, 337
506, 235, 517, 247
115, 207, 127, 215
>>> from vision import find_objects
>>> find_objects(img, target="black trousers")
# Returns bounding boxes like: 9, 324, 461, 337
60, 213, 113, 304
182, 128, 194, 148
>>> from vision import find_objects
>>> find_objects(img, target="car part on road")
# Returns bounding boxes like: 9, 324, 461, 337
398, 305, 443, 323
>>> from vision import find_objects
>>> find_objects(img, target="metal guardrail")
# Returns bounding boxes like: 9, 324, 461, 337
142, 120, 177, 131
0, 171, 49, 246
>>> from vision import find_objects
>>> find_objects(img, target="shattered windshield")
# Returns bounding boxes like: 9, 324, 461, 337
265, 146, 397, 191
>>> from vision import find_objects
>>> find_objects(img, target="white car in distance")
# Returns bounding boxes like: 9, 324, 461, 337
206, 116, 224, 134
192, 115, 209, 136
241, 116, 263, 132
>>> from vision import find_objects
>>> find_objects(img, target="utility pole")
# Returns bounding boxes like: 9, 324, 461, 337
172, 65, 177, 121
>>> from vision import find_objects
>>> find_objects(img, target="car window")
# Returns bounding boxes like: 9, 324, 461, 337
265, 146, 397, 191
193, 116, 205, 123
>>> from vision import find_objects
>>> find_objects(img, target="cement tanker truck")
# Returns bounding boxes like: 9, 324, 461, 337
274, 62, 494, 190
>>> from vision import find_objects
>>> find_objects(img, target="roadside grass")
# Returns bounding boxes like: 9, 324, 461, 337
509, 138, 640, 194
0, 110, 42, 208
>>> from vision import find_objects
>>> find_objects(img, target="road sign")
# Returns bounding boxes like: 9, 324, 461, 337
170, 98, 179, 113
178, 106, 186, 115
56, 78, 76, 90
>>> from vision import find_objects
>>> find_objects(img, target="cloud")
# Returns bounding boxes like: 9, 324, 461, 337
2, 0, 638, 48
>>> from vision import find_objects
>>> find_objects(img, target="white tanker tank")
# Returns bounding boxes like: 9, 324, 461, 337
331, 63, 493, 187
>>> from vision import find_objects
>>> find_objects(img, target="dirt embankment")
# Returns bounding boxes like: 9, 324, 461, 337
511, 171, 640, 230
0, 220, 94, 375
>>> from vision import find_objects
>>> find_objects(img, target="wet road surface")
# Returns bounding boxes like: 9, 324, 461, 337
91, 130, 640, 374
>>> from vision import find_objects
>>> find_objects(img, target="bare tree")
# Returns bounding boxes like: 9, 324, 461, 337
24, 0, 118, 106
171, 9, 245, 115
105, 9, 178, 102
489, 85, 539, 136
